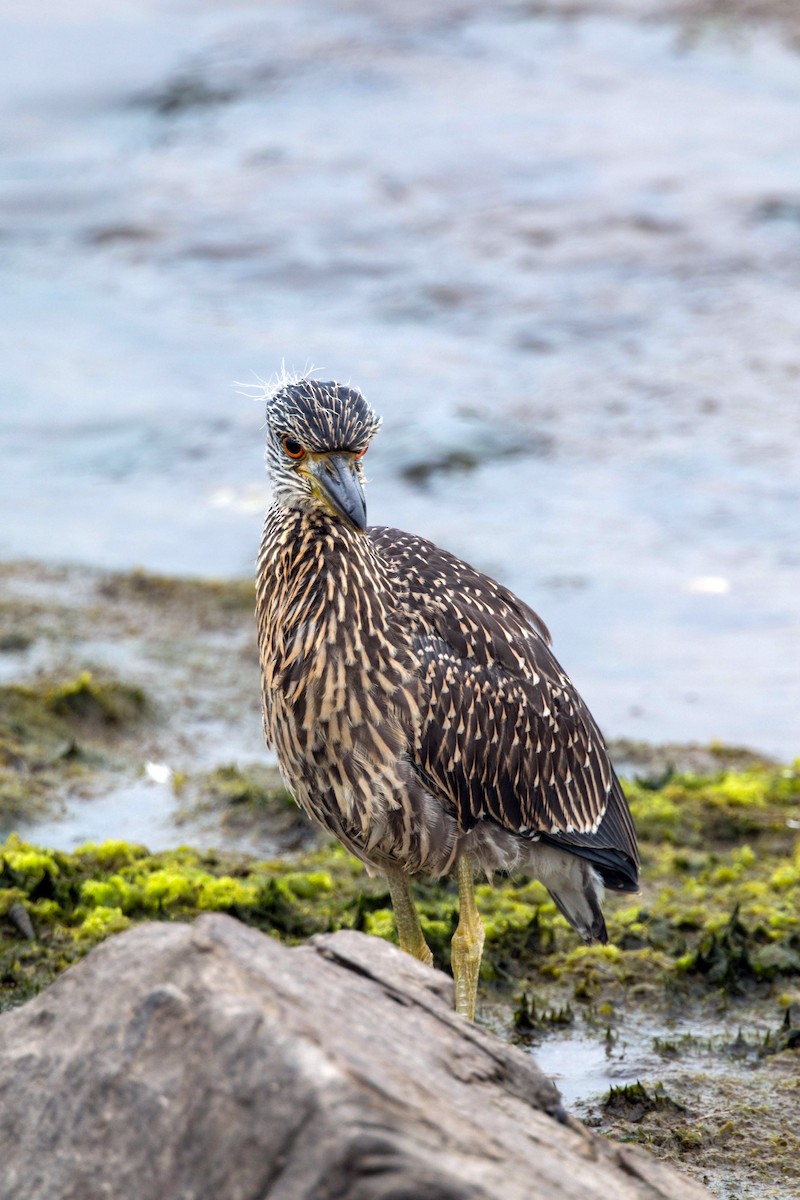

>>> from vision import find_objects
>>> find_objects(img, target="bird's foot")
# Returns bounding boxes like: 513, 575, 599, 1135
451, 922, 485, 1022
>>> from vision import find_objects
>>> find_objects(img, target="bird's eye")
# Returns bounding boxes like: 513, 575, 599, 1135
283, 437, 305, 460
354, 446, 368, 459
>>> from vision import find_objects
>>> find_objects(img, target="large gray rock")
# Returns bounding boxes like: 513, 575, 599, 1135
0, 916, 711, 1200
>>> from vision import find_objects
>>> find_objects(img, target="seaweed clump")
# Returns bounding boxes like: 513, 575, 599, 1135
602, 1080, 685, 1122
0, 672, 149, 828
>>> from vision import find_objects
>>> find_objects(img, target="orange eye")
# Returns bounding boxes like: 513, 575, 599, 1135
283, 437, 305, 460
353, 446, 368, 459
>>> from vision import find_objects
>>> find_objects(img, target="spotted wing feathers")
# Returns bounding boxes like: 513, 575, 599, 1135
369, 527, 639, 892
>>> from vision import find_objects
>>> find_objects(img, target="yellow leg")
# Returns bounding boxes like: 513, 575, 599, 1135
451, 855, 485, 1021
387, 870, 433, 967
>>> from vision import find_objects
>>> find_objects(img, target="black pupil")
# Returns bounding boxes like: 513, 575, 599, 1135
285, 439, 302, 456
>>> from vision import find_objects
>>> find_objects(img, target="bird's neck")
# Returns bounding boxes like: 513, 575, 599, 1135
259, 501, 365, 578
256, 501, 387, 664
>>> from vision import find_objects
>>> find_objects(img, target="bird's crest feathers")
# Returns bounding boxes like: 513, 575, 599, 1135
260, 373, 382, 454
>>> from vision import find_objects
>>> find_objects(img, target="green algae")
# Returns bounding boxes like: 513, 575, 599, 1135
0, 671, 147, 750
625, 761, 800, 849
45, 671, 147, 725
2, 757, 799, 1017
173, 763, 315, 849
181, 763, 293, 810
499, 759, 800, 1200
0, 836, 374, 1011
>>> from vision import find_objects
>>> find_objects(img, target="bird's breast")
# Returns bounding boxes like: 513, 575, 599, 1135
258, 524, 407, 751
256, 518, 440, 868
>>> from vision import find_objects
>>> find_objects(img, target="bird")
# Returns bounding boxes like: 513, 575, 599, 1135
256, 375, 639, 1020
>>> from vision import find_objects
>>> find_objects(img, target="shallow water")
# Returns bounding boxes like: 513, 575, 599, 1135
530, 1013, 734, 1112
23, 774, 288, 858
25, 778, 180, 854
1, 0, 799, 755
524, 1008, 799, 1200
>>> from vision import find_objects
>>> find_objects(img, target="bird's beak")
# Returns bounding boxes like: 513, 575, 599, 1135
305, 452, 367, 532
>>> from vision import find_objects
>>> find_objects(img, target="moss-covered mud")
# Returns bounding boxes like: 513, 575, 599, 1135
0, 562, 259, 756
2, 760, 799, 1197
172, 762, 318, 851
583, 1028, 800, 1200
0, 671, 149, 827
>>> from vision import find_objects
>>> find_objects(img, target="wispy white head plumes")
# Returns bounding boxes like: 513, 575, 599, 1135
235, 361, 318, 408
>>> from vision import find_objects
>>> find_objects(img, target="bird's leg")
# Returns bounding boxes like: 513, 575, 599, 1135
451, 855, 485, 1021
387, 870, 433, 967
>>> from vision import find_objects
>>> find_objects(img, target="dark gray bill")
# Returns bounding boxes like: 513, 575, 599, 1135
312, 453, 367, 531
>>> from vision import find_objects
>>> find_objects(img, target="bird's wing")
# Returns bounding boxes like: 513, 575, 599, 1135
368, 527, 639, 887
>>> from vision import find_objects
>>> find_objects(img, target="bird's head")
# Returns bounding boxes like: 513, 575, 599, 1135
264, 377, 381, 532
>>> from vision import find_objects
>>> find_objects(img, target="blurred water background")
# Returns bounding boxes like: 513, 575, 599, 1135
1, 0, 799, 757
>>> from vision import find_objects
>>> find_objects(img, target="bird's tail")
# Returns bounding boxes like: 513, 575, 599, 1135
520, 840, 609, 943
546, 859, 608, 945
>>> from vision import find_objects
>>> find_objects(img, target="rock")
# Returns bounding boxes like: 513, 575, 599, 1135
0, 916, 712, 1200
7, 902, 34, 941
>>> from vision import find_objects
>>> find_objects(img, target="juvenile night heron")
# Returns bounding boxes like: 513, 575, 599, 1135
257, 377, 639, 1020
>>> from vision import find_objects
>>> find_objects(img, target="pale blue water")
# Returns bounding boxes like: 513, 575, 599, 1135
0, 0, 798, 756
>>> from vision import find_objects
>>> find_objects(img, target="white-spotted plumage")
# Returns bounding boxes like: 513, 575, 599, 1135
257, 378, 639, 944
